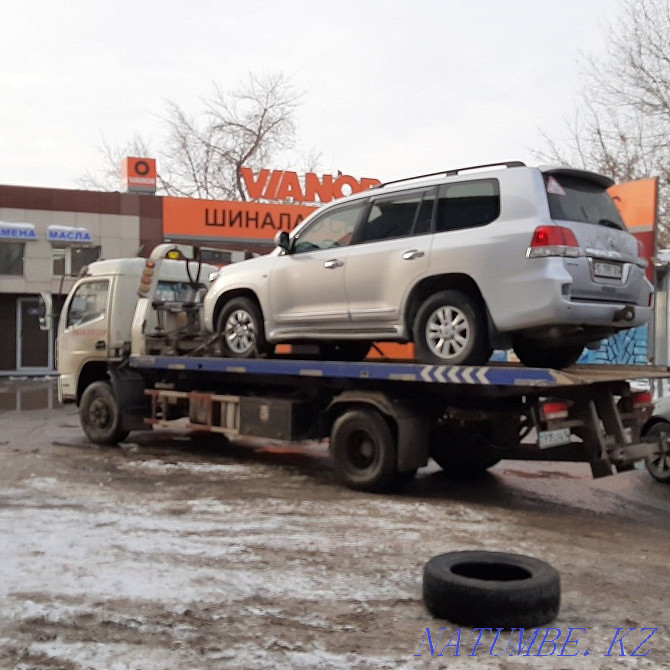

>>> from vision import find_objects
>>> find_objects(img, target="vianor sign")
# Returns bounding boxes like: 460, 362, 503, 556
240, 167, 380, 204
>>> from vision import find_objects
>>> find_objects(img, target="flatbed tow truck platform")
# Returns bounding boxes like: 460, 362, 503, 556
99, 354, 670, 491
129, 354, 670, 390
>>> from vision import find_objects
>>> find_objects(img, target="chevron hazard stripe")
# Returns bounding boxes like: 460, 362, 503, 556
418, 364, 493, 383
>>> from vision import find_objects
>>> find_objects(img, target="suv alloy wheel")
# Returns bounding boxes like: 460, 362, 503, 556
413, 290, 492, 365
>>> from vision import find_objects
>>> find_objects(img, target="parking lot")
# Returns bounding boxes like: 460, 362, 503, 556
0, 378, 669, 669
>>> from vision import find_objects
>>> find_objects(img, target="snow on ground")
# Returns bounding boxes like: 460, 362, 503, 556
0, 402, 669, 668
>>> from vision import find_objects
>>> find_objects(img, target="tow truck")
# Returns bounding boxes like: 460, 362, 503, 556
57, 245, 670, 491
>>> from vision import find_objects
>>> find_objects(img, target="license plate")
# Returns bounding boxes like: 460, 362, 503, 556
593, 261, 623, 279
538, 427, 571, 449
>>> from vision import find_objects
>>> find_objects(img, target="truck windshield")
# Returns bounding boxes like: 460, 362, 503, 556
545, 174, 625, 229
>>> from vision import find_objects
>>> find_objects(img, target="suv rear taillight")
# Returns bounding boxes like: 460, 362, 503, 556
527, 225, 581, 258
637, 238, 646, 259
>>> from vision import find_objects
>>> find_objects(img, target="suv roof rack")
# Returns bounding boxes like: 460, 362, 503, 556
376, 161, 526, 189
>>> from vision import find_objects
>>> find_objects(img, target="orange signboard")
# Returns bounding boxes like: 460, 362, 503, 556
608, 178, 657, 232
163, 196, 317, 241
121, 157, 157, 193
609, 177, 658, 281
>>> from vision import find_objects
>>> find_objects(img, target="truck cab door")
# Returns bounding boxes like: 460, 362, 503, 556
57, 278, 112, 402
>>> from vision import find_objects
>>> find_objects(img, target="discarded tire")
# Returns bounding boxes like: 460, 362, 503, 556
423, 551, 560, 628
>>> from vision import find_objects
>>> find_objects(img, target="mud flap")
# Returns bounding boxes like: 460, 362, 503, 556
109, 368, 148, 432
590, 458, 614, 478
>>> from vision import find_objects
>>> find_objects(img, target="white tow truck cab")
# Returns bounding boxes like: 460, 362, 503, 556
57, 248, 218, 405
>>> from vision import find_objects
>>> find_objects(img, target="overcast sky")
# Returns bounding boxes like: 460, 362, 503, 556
0, 0, 626, 190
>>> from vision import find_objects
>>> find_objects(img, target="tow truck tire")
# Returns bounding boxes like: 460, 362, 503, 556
393, 468, 418, 487
513, 338, 584, 369
432, 450, 501, 477
217, 297, 268, 359
413, 290, 492, 366
330, 408, 397, 492
430, 426, 503, 476
423, 551, 561, 628
79, 381, 128, 445
643, 421, 670, 483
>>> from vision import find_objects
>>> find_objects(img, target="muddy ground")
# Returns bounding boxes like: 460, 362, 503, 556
0, 379, 669, 669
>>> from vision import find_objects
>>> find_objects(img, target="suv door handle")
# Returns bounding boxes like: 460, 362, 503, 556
402, 249, 425, 261
324, 259, 344, 269
95, 340, 106, 350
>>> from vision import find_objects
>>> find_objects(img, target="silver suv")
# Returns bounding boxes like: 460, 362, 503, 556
203, 162, 653, 368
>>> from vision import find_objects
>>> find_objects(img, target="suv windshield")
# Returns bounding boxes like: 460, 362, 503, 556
544, 174, 625, 229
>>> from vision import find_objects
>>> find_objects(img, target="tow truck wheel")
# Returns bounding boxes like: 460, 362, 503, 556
392, 468, 418, 487
217, 297, 268, 358
330, 408, 398, 492
430, 425, 504, 476
513, 338, 584, 369
643, 421, 670, 483
79, 381, 128, 445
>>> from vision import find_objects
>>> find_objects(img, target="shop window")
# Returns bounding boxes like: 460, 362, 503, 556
52, 246, 101, 277
0, 242, 25, 275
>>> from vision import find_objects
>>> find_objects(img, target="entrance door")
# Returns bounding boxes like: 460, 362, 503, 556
17, 297, 51, 371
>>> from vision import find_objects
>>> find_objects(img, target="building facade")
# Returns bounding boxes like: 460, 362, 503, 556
0, 185, 163, 374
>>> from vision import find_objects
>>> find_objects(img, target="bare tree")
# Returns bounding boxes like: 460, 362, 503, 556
82, 73, 310, 200
536, 0, 670, 240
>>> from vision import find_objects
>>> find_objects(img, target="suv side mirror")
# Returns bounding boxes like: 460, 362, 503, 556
274, 231, 291, 252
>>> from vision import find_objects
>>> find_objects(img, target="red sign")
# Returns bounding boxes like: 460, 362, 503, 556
121, 157, 157, 194
240, 167, 380, 203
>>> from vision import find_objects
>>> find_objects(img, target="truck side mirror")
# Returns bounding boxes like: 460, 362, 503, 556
37, 292, 52, 331
274, 231, 291, 252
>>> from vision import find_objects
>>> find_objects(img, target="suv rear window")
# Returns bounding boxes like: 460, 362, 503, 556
545, 174, 625, 229
436, 179, 500, 232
